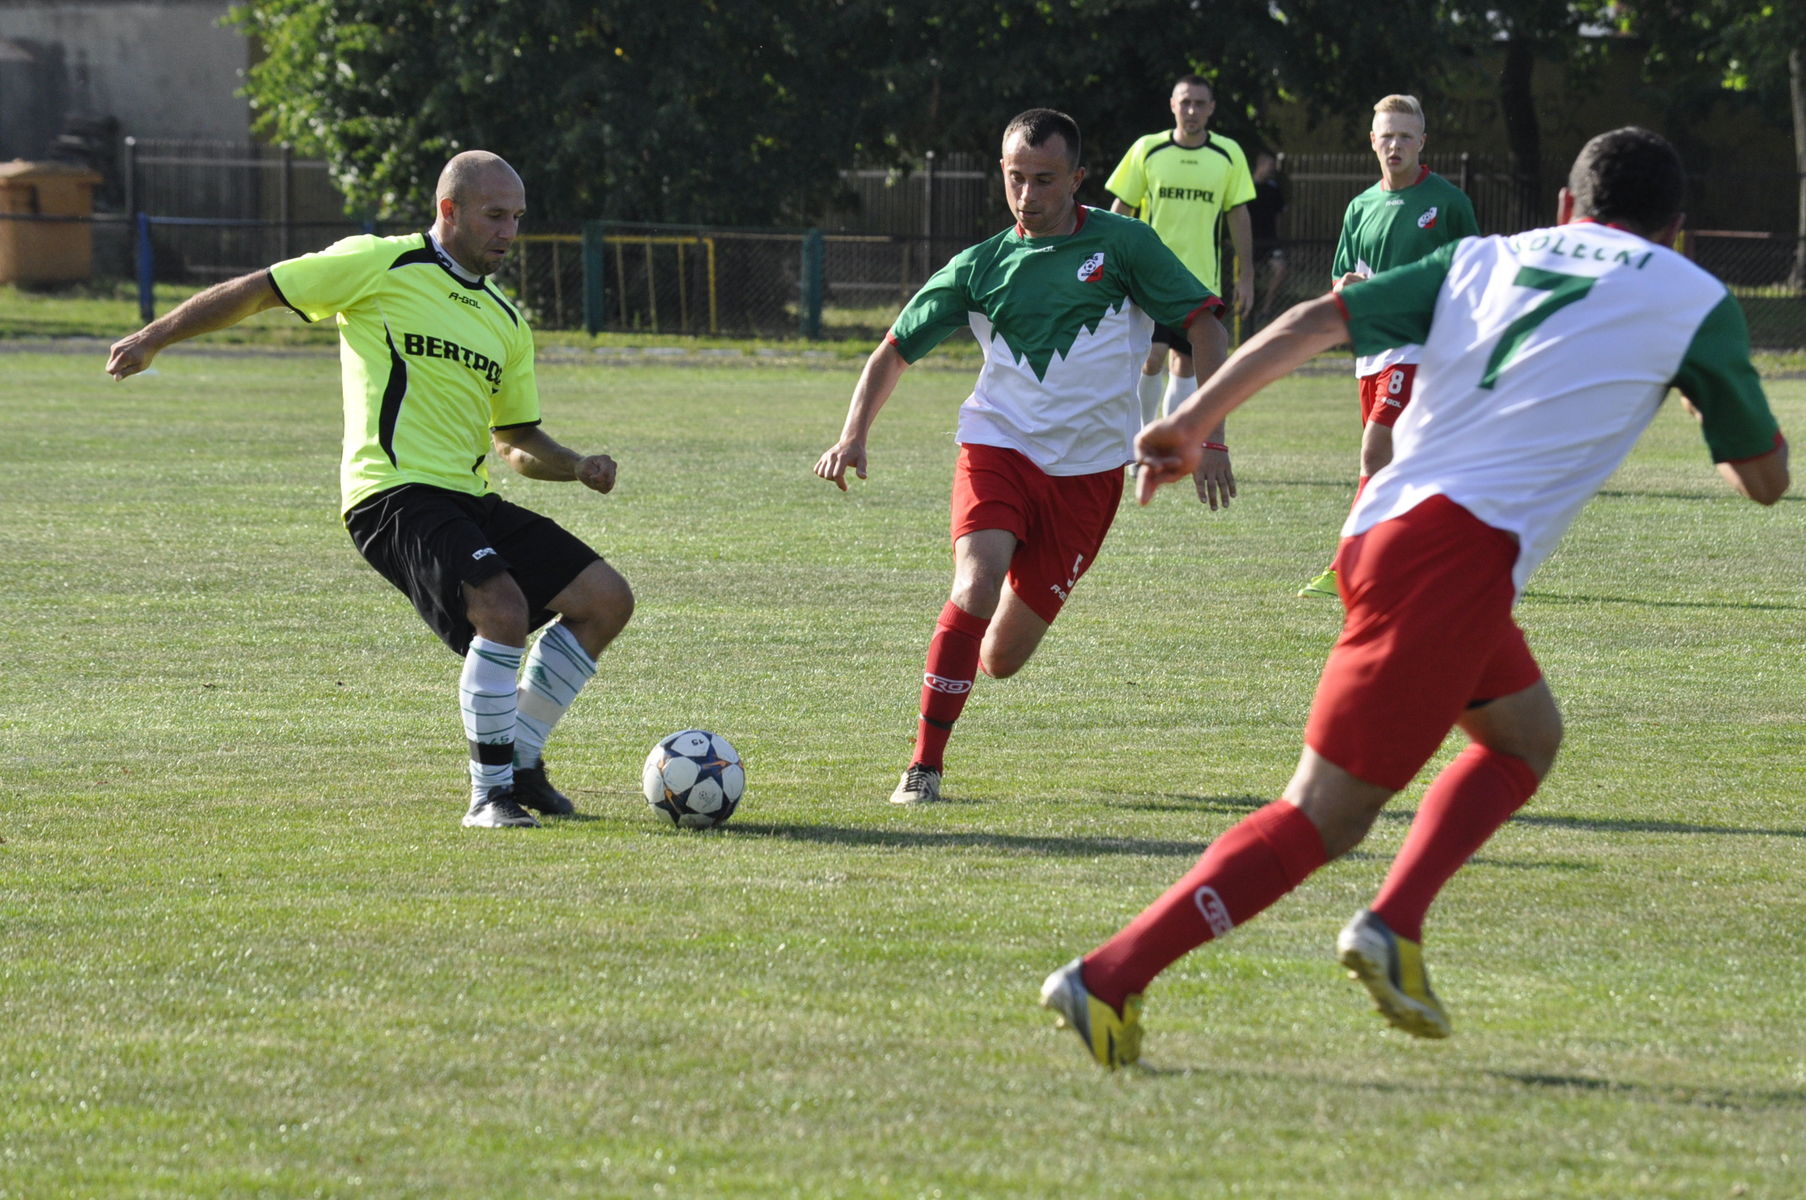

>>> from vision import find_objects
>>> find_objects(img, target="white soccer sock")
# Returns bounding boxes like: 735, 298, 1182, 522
1162, 372, 1197, 418
514, 621, 597, 769
1137, 370, 1167, 426
461, 636, 524, 795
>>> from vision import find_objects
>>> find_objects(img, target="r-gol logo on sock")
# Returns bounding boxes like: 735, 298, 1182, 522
924, 673, 972, 695
1193, 886, 1234, 936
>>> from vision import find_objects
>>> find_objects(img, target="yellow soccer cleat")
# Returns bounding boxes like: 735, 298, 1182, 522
1040, 957, 1144, 1069
1297, 567, 1340, 598
1337, 909, 1452, 1039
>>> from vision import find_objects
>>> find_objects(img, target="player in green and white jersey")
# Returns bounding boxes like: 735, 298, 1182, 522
1107, 74, 1256, 461
1300, 94, 1480, 597
1042, 127, 1788, 1067
106, 151, 634, 830
815, 109, 1225, 806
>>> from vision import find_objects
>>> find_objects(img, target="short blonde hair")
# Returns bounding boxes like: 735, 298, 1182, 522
1373, 95, 1425, 127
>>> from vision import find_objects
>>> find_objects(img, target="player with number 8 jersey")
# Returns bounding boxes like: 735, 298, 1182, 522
1299, 95, 1480, 598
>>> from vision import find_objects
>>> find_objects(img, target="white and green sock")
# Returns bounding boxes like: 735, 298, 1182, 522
461, 636, 524, 796
1162, 372, 1197, 418
1137, 370, 1167, 427
514, 621, 597, 770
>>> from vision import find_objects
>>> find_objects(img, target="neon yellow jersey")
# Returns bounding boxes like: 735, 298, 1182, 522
268, 232, 539, 513
1105, 130, 1256, 292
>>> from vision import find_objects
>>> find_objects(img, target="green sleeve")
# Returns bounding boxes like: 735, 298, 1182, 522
888, 257, 975, 364
1338, 240, 1459, 356
1122, 221, 1215, 327
1331, 205, 1358, 279
1671, 292, 1782, 462
1449, 188, 1481, 238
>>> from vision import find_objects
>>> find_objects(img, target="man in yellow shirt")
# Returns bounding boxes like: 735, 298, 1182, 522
106, 151, 634, 829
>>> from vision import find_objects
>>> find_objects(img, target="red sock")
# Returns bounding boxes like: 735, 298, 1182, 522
1370, 745, 1540, 942
1082, 800, 1327, 1009
913, 601, 988, 771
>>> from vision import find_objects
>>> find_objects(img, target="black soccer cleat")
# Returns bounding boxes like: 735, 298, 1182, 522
513, 763, 576, 816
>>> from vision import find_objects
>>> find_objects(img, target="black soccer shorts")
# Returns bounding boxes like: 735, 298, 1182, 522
344, 483, 602, 655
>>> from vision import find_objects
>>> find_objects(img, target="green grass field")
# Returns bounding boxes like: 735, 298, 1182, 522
4, 343, 1803, 1198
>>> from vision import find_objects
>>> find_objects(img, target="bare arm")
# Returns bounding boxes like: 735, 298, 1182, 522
1110, 198, 1136, 217
1227, 204, 1254, 318
1716, 441, 1789, 505
1182, 314, 1236, 511
813, 340, 910, 490
1679, 395, 1791, 505
1136, 293, 1350, 504
105, 270, 284, 380
492, 424, 617, 493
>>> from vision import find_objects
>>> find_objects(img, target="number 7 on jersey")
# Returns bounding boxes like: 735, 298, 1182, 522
1479, 267, 1597, 389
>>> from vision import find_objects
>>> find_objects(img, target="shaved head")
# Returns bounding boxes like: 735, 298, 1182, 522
431, 150, 526, 276
435, 151, 522, 209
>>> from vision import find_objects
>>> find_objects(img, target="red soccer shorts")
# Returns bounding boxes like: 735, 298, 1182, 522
1305, 495, 1543, 791
1359, 363, 1418, 427
950, 442, 1123, 625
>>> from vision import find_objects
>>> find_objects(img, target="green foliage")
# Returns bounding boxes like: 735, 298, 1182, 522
1622, 0, 1802, 98
227, 0, 1488, 226
229, 0, 903, 224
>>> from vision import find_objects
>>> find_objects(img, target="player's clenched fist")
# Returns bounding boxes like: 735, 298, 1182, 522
577, 453, 617, 494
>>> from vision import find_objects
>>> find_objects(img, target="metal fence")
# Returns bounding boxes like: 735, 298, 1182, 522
7, 137, 1804, 349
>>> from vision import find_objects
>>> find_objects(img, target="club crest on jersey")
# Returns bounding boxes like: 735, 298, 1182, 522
1077, 251, 1106, 282
1418, 206, 1440, 230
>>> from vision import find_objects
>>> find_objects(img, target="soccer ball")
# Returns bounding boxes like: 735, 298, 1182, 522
642, 729, 745, 829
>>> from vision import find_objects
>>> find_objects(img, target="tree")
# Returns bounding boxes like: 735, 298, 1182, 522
232, 0, 1465, 229
1623, 1, 1806, 290
229, 0, 901, 224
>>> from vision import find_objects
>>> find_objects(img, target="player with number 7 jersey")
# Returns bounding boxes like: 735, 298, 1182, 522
1340, 222, 1777, 593
1041, 128, 1787, 1067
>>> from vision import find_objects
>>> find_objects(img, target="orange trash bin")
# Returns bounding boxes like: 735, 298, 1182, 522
0, 160, 103, 284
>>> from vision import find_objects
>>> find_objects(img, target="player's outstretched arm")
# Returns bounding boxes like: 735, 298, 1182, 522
105, 270, 283, 380
492, 425, 617, 493
1136, 293, 1350, 505
815, 340, 909, 491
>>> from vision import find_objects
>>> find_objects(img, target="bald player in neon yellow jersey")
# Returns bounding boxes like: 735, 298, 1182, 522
106, 151, 634, 830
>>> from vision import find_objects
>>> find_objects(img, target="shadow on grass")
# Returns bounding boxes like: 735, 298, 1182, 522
1487, 1070, 1806, 1111
1125, 1061, 1806, 1110
1594, 486, 1804, 505
1526, 589, 1806, 612
1509, 811, 1806, 839
730, 821, 1204, 859
1106, 792, 1269, 815
1126, 791, 1806, 841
